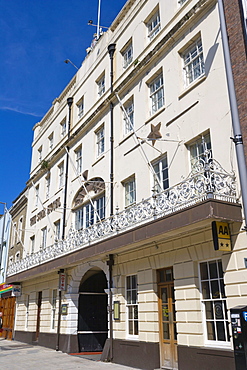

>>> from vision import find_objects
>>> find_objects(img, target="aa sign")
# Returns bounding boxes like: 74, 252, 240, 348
212, 221, 232, 251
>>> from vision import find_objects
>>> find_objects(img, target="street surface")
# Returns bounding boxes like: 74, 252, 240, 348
0, 339, 139, 370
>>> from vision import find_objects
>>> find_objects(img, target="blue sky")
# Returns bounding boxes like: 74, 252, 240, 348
0, 0, 126, 210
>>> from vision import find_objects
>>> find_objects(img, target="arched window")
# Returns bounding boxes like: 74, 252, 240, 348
73, 178, 105, 230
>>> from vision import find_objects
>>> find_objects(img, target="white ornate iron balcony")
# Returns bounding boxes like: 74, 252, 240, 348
7, 153, 237, 277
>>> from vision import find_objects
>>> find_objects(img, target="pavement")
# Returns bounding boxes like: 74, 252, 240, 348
0, 339, 139, 370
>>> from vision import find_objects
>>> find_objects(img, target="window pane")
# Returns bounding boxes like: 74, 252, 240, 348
207, 321, 216, 340
216, 321, 226, 341
134, 320, 138, 335
163, 322, 170, 340
209, 261, 218, 279
129, 320, 133, 335
201, 281, 210, 299
214, 301, 224, 319
200, 262, 208, 280
161, 288, 168, 303
211, 280, 220, 299
205, 301, 213, 319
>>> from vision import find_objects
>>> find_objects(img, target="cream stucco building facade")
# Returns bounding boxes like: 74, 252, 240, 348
6, 1, 247, 369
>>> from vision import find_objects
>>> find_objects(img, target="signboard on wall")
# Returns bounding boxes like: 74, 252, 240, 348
59, 272, 67, 291
12, 284, 21, 297
212, 221, 232, 251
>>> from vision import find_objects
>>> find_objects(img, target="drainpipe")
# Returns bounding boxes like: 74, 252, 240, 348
108, 44, 116, 216
62, 97, 73, 240
218, 0, 247, 230
56, 269, 64, 351
107, 254, 114, 361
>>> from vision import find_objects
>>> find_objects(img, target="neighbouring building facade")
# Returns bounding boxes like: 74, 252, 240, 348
223, 0, 247, 163
5, 1, 247, 369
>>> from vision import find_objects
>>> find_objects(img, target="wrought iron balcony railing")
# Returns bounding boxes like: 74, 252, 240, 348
7, 153, 237, 277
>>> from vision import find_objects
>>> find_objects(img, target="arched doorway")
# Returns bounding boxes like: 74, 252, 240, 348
78, 269, 108, 352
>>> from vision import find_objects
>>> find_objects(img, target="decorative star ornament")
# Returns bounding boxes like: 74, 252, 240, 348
147, 122, 162, 146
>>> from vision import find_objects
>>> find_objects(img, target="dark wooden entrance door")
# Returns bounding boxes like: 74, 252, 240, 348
35, 291, 42, 341
78, 271, 108, 352
158, 268, 178, 369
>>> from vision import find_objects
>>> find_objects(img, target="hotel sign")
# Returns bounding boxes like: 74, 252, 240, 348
212, 221, 232, 251
30, 197, 61, 226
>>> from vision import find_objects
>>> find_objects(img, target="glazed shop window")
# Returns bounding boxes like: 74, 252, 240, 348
200, 260, 230, 344
126, 275, 138, 336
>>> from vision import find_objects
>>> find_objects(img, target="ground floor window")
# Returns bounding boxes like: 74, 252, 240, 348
200, 259, 230, 343
126, 275, 138, 336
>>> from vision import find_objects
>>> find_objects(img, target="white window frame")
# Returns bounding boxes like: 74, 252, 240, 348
77, 97, 84, 119
49, 133, 54, 150
126, 275, 138, 337
51, 289, 57, 330
123, 43, 133, 68
96, 126, 105, 157
58, 162, 64, 188
54, 220, 61, 241
124, 99, 134, 135
41, 227, 47, 249
188, 133, 212, 168
124, 177, 136, 207
30, 235, 35, 254
241, 0, 247, 35
35, 185, 39, 207
9, 256, 13, 265
182, 38, 205, 86
146, 10, 161, 41
75, 146, 83, 175
11, 223, 17, 247
61, 118, 67, 137
38, 146, 42, 162
199, 259, 231, 347
178, 0, 187, 6
75, 195, 105, 230
152, 155, 169, 193
149, 73, 164, 115
18, 217, 23, 242
46, 174, 51, 199
97, 75, 105, 97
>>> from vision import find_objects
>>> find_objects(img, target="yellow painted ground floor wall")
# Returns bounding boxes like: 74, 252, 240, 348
13, 224, 247, 369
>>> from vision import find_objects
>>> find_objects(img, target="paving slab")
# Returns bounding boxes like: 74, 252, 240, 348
0, 339, 139, 370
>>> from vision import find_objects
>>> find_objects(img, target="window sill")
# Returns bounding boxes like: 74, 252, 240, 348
145, 105, 166, 125
92, 155, 105, 167
178, 75, 206, 100
119, 132, 135, 146
203, 342, 231, 349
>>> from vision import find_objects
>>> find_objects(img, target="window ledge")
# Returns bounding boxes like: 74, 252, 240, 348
92, 155, 105, 167
119, 132, 135, 146
203, 343, 231, 350
178, 75, 206, 100
145, 105, 166, 125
